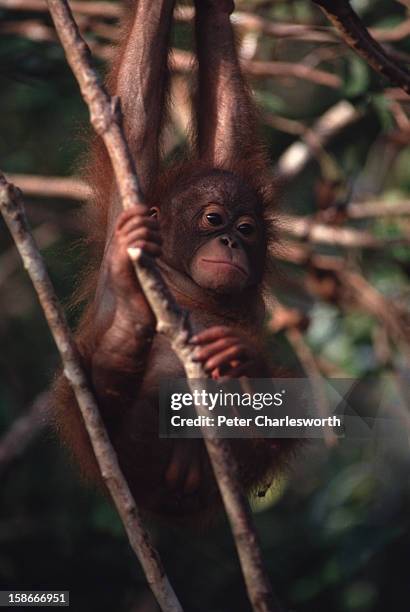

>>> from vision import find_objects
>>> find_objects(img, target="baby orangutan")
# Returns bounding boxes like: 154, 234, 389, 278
54, 0, 295, 519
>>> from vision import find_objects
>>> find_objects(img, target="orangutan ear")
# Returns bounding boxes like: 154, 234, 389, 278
149, 206, 160, 219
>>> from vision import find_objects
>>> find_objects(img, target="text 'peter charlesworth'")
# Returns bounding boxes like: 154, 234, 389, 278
170, 415, 341, 428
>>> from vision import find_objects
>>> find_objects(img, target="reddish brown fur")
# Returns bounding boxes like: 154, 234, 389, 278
53, 0, 297, 522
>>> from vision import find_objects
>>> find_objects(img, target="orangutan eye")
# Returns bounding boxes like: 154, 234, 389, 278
237, 222, 255, 236
206, 213, 224, 226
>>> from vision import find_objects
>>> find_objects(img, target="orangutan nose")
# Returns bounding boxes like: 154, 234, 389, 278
219, 234, 239, 249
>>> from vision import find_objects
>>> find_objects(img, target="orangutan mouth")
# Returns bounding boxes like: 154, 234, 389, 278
201, 259, 248, 277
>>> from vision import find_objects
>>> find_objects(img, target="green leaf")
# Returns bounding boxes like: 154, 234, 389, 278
343, 57, 371, 97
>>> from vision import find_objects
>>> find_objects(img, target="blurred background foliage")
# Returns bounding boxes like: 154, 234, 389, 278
0, 0, 410, 610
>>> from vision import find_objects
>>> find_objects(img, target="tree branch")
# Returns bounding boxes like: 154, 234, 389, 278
285, 327, 338, 448
0, 174, 183, 612
4, 173, 90, 200
279, 215, 383, 248
0, 391, 49, 476
3, 0, 410, 45
172, 49, 341, 89
274, 101, 361, 182
348, 200, 410, 218
312, 0, 410, 94
9, 174, 410, 220
0, 222, 60, 287
15, 0, 281, 609
338, 269, 410, 351
0, 18, 342, 90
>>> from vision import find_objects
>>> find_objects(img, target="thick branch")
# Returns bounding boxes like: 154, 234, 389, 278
42, 1, 279, 610
0, 174, 183, 612
312, 0, 410, 94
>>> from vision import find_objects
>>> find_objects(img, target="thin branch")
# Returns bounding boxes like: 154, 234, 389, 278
0, 0, 122, 17
5, 173, 90, 200
264, 299, 337, 446
232, 13, 337, 42
42, 1, 279, 610
388, 99, 410, 133
271, 245, 410, 366
0, 18, 113, 60
372, 326, 410, 427
0, 0, 336, 41
273, 239, 344, 268
1, 18, 57, 41
348, 199, 410, 218
241, 57, 341, 88
0, 19, 342, 90
373, 19, 410, 43
285, 327, 338, 447
0, 175, 183, 612
9, 174, 410, 220
172, 49, 341, 89
279, 215, 384, 248
9, 174, 408, 250
0, 222, 60, 287
0, 391, 49, 476
2, 0, 410, 45
338, 269, 410, 351
275, 101, 361, 182
264, 114, 307, 137
177, 6, 339, 42
312, 0, 410, 94
187, 8, 410, 46
385, 88, 410, 102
